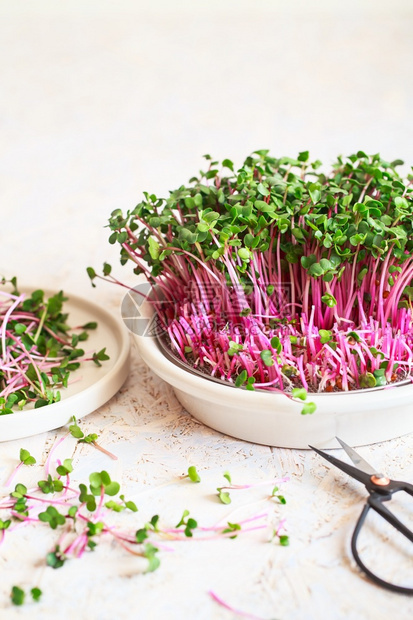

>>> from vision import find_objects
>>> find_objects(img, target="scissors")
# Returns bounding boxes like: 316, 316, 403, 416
310, 437, 413, 594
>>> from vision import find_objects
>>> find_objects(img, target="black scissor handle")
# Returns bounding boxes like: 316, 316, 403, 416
351, 499, 413, 595
395, 480, 413, 497
369, 493, 413, 544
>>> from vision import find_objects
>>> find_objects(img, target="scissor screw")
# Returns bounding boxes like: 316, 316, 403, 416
370, 474, 390, 486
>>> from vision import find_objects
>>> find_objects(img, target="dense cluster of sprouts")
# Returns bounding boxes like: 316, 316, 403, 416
96, 150, 413, 393
0, 282, 108, 414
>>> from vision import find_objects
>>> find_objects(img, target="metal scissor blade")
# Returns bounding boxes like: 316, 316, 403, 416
309, 445, 372, 485
335, 437, 378, 476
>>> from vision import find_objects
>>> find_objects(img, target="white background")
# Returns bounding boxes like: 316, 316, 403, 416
1, 0, 412, 295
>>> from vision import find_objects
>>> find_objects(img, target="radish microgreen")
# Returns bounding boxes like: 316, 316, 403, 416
187, 466, 201, 482
1, 440, 288, 597
0, 281, 109, 415
94, 151, 413, 400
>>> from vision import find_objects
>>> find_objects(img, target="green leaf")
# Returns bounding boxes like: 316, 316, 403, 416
360, 373, 376, 388
69, 419, 84, 439
100, 471, 111, 486
148, 236, 160, 260
260, 349, 274, 367
46, 546, 66, 569
31, 587, 42, 602
136, 528, 148, 543
13, 483, 27, 497
56, 459, 73, 476
308, 183, 321, 204
144, 544, 160, 573
223, 471, 232, 484
14, 323, 27, 335
11, 586, 25, 606
68, 506, 78, 518
19, 448, 36, 466
82, 322, 98, 330
235, 370, 248, 387
92, 347, 110, 367
321, 294, 337, 308
270, 336, 282, 354
89, 472, 102, 488
222, 158, 234, 171
86, 267, 96, 283
373, 369, 387, 386
124, 500, 138, 512
0, 519, 11, 530
175, 509, 190, 528
105, 481, 120, 496
301, 402, 316, 415
238, 248, 251, 261
319, 329, 332, 344
308, 263, 324, 277
301, 254, 317, 270
187, 466, 201, 483
217, 490, 231, 504
291, 388, 307, 401
291, 227, 305, 242
105, 499, 126, 512
257, 183, 269, 197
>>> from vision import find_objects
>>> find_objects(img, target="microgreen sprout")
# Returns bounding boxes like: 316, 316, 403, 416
223, 471, 232, 484
10, 585, 25, 606
187, 465, 201, 482
92, 348, 110, 367
69, 417, 118, 460
271, 518, 289, 547
46, 546, 66, 569
143, 543, 160, 573
270, 486, 286, 504
38, 475, 64, 494
95, 151, 413, 400
175, 509, 198, 537
217, 489, 232, 504
31, 587, 42, 602
221, 522, 242, 538
19, 448, 36, 466
5, 449, 36, 486
56, 459, 73, 477
38, 506, 66, 529
105, 494, 138, 513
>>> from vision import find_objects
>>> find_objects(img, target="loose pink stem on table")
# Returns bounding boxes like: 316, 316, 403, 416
209, 590, 273, 620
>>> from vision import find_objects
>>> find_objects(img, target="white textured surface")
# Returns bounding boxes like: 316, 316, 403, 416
0, 1, 413, 618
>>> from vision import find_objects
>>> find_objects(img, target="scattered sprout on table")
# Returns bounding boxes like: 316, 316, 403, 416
187, 465, 201, 483
0, 437, 288, 600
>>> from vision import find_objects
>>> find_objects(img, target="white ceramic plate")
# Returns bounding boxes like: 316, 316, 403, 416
0, 289, 130, 441
135, 319, 413, 449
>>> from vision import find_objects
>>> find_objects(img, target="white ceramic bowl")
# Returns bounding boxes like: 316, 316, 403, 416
134, 329, 413, 449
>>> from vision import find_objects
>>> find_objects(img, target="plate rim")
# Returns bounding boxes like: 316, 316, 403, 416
0, 286, 130, 440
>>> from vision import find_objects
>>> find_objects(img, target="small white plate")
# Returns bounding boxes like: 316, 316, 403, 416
0, 289, 130, 441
